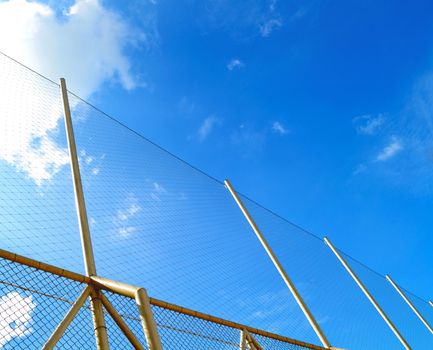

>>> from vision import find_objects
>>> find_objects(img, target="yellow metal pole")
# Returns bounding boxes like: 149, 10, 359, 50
245, 330, 263, 350
91, 275, 138, 298
60, 78, 109, 350
100, 293, 145, 350
42, 286, 92, 350
240, 329, 247, 350
324, 237, 411, 350
224, 179, 332, 349
386, 275, 433, 334
135, 288, 163, 350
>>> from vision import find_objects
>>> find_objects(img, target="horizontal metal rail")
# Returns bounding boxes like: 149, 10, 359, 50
0, 247, 326, 350
149, 298, 326, 349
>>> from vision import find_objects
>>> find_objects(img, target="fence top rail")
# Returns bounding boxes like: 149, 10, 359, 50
0, 248, 89, 284
0, 247, 325, 350
149, 297, 326, 350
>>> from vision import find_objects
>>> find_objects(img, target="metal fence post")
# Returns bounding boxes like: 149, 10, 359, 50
224, 179, 332, 349
135, 288, 163, 350
60, 78, 109, 350
386, 275, 433, 335
240, 329, 247, 350
324, 237, 411, 350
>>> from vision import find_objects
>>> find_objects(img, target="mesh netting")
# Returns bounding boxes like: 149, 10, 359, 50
0, 52, 84, 273
66, 91, 319, 344
0, 255, 322, 349
0, 257, 94, 349
1, 51, 432, 349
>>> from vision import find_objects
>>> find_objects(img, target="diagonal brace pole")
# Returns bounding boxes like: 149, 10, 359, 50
246, 331, 263, 350
100, 292, 145, 350
42, 286, 92, 350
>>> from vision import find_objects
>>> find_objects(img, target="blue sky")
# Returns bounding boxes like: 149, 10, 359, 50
97, 0, 433, 298
0, 0, 433, 348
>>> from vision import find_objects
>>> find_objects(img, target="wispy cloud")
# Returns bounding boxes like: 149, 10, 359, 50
260, 18, 282, 37
114, 194, 141, 237
79, 149, 103, 176
376, 137, 403, 161
353, 114, 385, 135
117, 202, 140, 221
150, 181, 167, 202
202, 0, 289, 39
0, 292, 36, 348
0, 0, 144, 185
227, 58, 244, 70
231, 123, 267, 157
271, 121, 288, 135
353, 163, 367, 176
197, 116, 220, 141
177, 96, 196, 116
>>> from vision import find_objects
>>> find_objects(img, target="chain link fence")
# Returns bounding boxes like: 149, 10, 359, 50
0, 251, 324, 349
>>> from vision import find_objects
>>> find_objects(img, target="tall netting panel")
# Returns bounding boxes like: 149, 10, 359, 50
1, 51, 431, 350
404, 289, 433, 330
346, 254, 433, 349
0, 53, 84, 273
240, 196, 404, 350
66, 91, 321, 345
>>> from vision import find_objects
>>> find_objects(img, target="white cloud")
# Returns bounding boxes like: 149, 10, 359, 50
271, 121, 288, 135
269, 0, 277, 12
150, 181, 167, 201
117, 202, 140, 221
203, 0, 287, 39
177, 96, 195, 116
117, 226, 136, 237
114, 194, 141, 237
353, 163, 367, 176
0, 0, 140, 96
260, 18, 282, 37
0, 0, 141, 185
227, 58, 244, 71
231, 123, 266, 157
0, 292, 36, 348
376, 137, 403, 161
354, 114, 385, 135
197, 116, 219, 141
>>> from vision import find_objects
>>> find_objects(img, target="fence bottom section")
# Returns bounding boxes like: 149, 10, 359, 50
0, 253, 324, 350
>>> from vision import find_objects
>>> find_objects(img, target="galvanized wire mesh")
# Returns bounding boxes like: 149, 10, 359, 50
103, 291, 149, 349
66, 90, 319, 344
0, 253, 324, 349
152, 304, 241, 350
0, 52, 84, 274
346, 254, 433, 349
0, 257, 94, 349
1, 50, 432, 349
